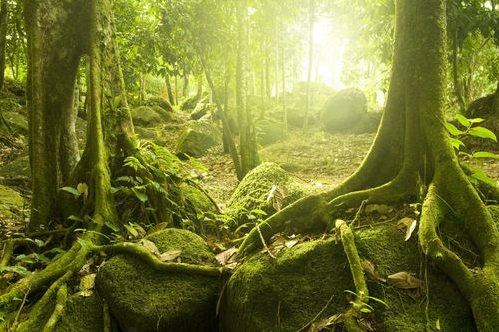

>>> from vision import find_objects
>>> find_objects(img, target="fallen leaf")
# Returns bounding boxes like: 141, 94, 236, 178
140, 239, 160, 256
387, 271, 423, 289
158, 250, 182, 262
397, 217, 418, 241
215, 247, 238, 265
361, 259, 385, 282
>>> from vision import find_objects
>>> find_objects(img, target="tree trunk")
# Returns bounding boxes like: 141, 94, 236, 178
452, 30, 465, 112
239, 1, 499, 329
0, 0, 8, 90
303, 0, 315, 132
236, 0, 259, 176
280, 28, 287, 129
494, 81, 499, 116
164, 72, 175, 105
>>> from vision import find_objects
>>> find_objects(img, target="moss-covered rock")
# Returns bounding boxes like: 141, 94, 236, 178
321, 88, 367, 132
180, 184, 218, 215
255, 119, 289, 146
220, 224, 474, 332
0, 184, 24, 218
96, 228, 220, 332
176, 121, 222, 158
226, 162, 305, 227
131, 105, 175, 127
54, 293, 104, 332
144, 96, 174, 113
2, 111, 28, 135
0, 155, 30, 183
350, 112, 382, 134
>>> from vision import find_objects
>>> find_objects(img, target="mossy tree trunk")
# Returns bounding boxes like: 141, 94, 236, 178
238, 0, 498, 330
0, 0, 7, 91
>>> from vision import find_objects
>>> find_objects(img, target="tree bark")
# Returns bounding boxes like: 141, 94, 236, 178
303, 0, 315, 132
0, 0, 8, 90
164, 72, 175, 105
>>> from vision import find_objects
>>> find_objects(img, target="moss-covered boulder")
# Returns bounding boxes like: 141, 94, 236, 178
96, 228, 220, 332
176, 121, 222, 158
350, 112, 382, 134
54, 293, 104, 332
2, 111, 28, 135
220, 224, 474, 332
0, 155, 30, 186
131, 105, 175, 127
144, 96, 174, 113
226, 162, 305, 227
321, 88, 367, 132
255, 119, 289, 146
0, 185, 24, 218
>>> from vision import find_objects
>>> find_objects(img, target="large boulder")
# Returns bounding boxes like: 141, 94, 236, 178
144, 96, 174, 113
176, 121, 222, 158
96, 228, 220, 332
0, 184, 24, 219
226, 162, 305, 228
2, 111, 28, 135
219, 224, 474, 332
54, 293, 104, 332
321, 88, 367, 132
131, 106, 175, 127
255, 119, 289, 146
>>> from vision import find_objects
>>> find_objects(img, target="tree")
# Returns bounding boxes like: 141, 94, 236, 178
0, 0, 7, 90
238, 0, 498, 330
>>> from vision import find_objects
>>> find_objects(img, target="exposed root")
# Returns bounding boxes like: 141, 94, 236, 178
237, 194, 329, 258
90, 242, 231, 278
419, 169, 499, 331
336, 220, 369, 332
42, 283, 67, 332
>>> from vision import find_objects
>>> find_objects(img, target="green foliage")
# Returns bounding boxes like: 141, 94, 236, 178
112, 140, 211, 232
446, 115, 498, 187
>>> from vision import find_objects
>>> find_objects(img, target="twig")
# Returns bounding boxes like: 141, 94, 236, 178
255, 222, 275, 259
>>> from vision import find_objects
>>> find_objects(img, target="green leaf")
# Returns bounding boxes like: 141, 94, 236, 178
250, 209, 268, 216
60, 186, 81, 197
360, 307, 372, 313
449, 137, 465, 150
124, 224, 139, 237
472, 152, 499, 159
132, 188, 148, 203
469, 118, 485, 124
445, 122, 464, 136
470, 169, 497, 187
455, 114, 470, 127
0, 266, 31, 277
468, 127, 497, 141
34, 239, 45, 247
68, 215, 84, 223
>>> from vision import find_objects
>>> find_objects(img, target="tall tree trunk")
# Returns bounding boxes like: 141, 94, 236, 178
280, 29, 287, 129
303, 0, 315, 132
164, 72, 175, 105
182, 65, 189, 98
452, 29, 465, 112
25, 0, 84, 231
236, 0, 259, 176
0, 0, 8, 90
494, 81, 499, 116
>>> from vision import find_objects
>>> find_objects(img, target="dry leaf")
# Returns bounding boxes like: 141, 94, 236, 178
158, 250, 182, 262
397, 217, 418, 241
215, 247, 238, 265
285, 239, 299, 248
267, 182, 287, 211
140, 239, 160, 256
387, 271, 423, 289
78, 274, 96, 297
361, 259, 385, 282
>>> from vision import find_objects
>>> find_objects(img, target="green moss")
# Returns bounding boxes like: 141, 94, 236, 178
146, 228, 215, 263
176, 122, 222, 158
180, 184, 218, 215
221, 224, 475, 332
130, 106, 163, 126
487, 205, 499, 227
0, 184, 24, 218
227, 162, 305, 227
54, 293, 104, 332
220, 239, 353, 332
96, 228, 220, 332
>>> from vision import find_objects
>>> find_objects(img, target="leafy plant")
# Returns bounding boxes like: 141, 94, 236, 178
344, 290, 389, 314
445, 114, 498, 186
